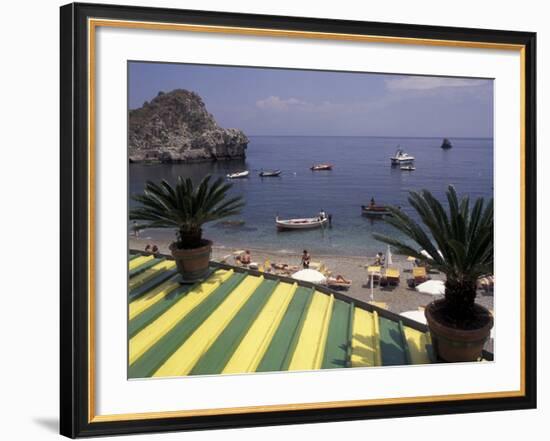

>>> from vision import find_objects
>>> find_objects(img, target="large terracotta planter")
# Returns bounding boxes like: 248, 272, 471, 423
425, 300, 493, 362
170, 240, 212, 283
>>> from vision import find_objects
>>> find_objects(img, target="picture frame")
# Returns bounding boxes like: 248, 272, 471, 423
60, 2, 537, 438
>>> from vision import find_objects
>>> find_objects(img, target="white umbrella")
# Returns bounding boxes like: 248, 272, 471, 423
400, 310, 427, 324
416, 280, 445, 296
291, 269, 327, 284
386, 245, 393, 266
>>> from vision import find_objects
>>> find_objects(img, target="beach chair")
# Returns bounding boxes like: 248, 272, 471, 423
385, 267, 400, 286
367, 265, 382, 286
413, 267, 428, 285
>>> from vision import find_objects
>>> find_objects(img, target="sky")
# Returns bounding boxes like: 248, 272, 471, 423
128, 62, 494, 138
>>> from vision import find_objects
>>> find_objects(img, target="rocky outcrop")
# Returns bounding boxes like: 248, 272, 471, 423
129, 89, 248, 162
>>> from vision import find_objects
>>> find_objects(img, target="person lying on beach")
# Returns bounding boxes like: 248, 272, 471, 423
329, 275, 351, 284
235, 250, 252, 265
301, 250, 311, 269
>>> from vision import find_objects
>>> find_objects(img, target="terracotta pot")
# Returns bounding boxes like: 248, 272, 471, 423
425, 301, 493, 362
169, 240, 212, 283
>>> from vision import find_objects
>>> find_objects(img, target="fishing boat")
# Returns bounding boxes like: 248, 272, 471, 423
259, 169, 282, 177
400, 165, 416, 171
441, 138, 453, 149
390, 148, 415, 166
226, 170, 249, 179
310, 164, 333, 171
275, 215, 328, 230
361, 204, 392, 217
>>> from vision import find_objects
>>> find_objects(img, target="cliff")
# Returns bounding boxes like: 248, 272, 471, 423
129, 89, 248, 162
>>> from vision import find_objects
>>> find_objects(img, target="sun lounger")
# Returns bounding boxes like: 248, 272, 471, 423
326, 276, 352, 290
413, 267, 428, 285
385, 267, 400, 286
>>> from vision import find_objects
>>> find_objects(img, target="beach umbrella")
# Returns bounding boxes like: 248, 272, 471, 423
400, 310, 427, 324
291, 269, 327, 284
386, 245, 393, 266
416, 280, 445, 296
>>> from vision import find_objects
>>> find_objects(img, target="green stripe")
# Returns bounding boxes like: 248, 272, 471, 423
129, 279, 195, 338
128, 272, 247, 378
321, 300, 352, 369
255, 287, 313, 373
190, 279, 279, 376
129, 257, 164, 278
379, 316, 407, 366
128, 268, 179, 302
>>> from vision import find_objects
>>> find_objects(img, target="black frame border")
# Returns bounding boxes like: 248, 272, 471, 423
60, 2, 537, 438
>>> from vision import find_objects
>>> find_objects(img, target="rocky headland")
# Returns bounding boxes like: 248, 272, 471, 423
129, 89, 248, 162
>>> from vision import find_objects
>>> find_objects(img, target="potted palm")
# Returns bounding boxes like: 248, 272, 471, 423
130, 175, 244, 282
373, 185, 493, 362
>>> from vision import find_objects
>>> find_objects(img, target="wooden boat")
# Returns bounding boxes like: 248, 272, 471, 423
276, 216, 328, 230
361, 205, 392, 216
310, 164, 333, 171
226, 170, 249, 179
400, 165, 416, 171
259, 169, 282, 177
441, 138, 453, 149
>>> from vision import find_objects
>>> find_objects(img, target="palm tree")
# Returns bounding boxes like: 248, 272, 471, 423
130, 175, 244, 249
373, 185, 493, 323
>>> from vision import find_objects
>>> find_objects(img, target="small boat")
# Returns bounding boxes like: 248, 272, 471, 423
276, 215, 328, 230
310, 164, 333, 171
441, 138, 453, 149
259, 169, 282, 177
227, 170, 249, 179
361, 205, 392, 216
390, 148, 415, 166
400, 165, 416, 171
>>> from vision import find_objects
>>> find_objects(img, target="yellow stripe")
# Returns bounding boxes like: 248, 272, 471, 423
129, 260, 176, 290
129, 255, 154, 271
351, 308, 378, 367
222, 282, 297, 374
403, 327, 431, 364
129, 270, 232, 365
288, 292, 333, 371
153, 275, 263, 377
373, 311, 382, 366
129, 278, 180, 320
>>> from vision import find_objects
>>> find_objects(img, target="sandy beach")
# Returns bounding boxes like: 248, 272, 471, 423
129, 236, 494, 318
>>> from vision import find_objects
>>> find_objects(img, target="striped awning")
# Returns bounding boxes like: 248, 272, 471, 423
128, 252, 436, 379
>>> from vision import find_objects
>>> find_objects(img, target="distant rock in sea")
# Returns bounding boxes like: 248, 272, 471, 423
129, 89, 248, 163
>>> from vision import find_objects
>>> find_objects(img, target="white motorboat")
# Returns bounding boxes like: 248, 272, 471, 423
390, 148, 415, 166
400, 165, 416, 171
275, 215, 328, 230
227, 170, 249, 179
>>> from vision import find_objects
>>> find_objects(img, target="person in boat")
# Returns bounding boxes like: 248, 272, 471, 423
301, 250, 311, 269
369, 197, 376, 209
319, 209, 327, 220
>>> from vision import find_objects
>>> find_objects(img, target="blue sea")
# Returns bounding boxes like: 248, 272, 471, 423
129, 136, 493, 256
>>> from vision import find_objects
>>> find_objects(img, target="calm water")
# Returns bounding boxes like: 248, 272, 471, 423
129, 136, 493, 256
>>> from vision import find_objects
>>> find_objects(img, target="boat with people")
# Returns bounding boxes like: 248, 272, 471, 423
259, 169, 282, 177
400, 165, 416, 171
390, 148, 415, 166
275, 215, 329, 230
226, 170, 249, 179
310, 164, 333, 171
361, 198, 393, 216
441, 138, 453, 149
